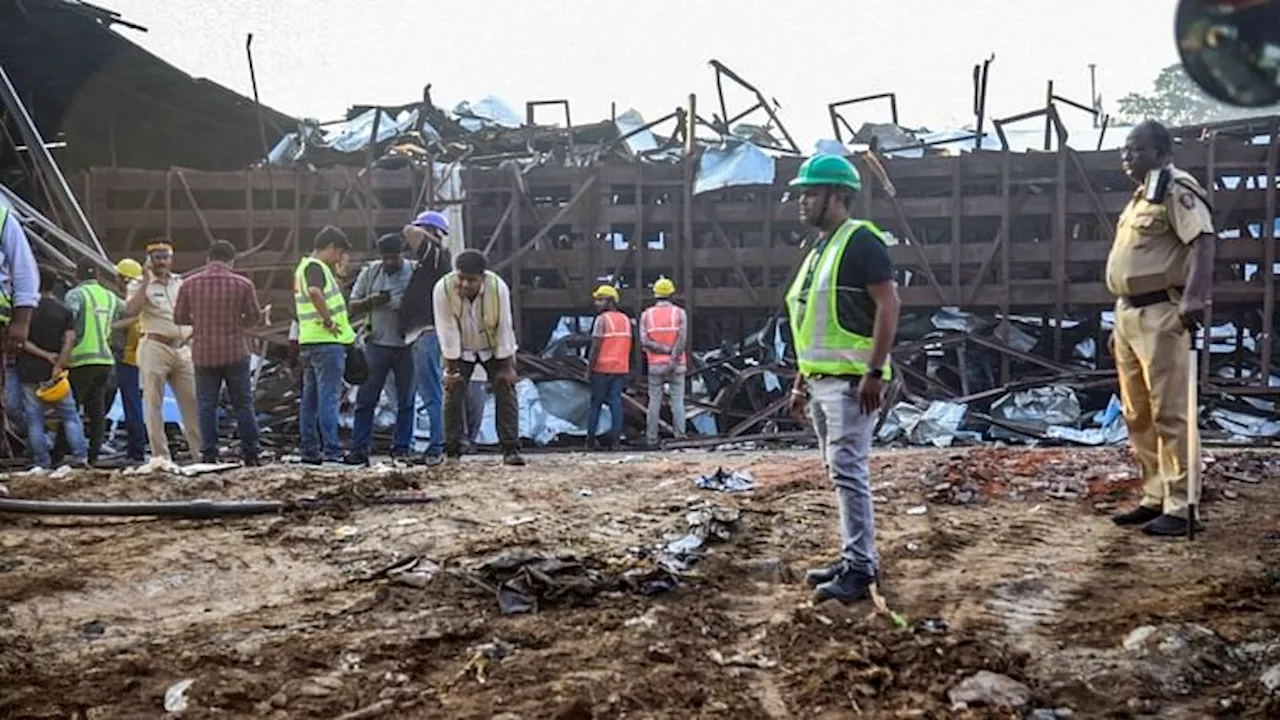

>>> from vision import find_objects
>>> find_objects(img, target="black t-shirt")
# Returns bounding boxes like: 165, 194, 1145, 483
798, 225, 895, 338
304, 263, 328, 292
398, 240, 452, 332
16, 296, 74, 385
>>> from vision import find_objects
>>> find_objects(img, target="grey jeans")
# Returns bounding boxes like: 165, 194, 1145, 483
808, 376, 879, 576
646, 370, 686, 442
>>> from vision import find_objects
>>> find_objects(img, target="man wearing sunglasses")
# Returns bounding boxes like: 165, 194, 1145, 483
124, 241, 201, 463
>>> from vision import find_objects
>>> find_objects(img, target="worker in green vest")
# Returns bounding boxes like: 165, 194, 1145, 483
293, 226, 355, 464
65, 257, 125, 466
785, 154, 901, 604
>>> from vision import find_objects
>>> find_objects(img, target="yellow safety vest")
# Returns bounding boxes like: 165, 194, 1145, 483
785, 219, 893, 379
293, 257, 355, 345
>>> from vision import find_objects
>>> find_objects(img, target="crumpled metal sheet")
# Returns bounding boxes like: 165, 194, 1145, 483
454, 96, 523, 132
267, 109, 437, 164
878, 400, 968, 447
695, 467, 755, 493
991, 385, 1081, 427
693, 141, 775, 195
1210, 407, 1280, 438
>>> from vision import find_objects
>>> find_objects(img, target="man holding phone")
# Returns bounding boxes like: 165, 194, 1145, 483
346, 233, 417, 465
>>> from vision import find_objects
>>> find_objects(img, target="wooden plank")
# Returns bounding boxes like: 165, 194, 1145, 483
1052, 143, 1067, 362
1000, 149, 1012, 384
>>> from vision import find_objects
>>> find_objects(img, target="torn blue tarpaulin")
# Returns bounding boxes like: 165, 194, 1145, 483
694, 142, 775, 195
454, 96, 523, 132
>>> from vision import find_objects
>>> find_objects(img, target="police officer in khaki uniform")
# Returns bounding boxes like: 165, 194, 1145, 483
1106, 120, 1216, 537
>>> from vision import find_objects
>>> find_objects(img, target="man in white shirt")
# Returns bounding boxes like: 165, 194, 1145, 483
431, 249, 523, 466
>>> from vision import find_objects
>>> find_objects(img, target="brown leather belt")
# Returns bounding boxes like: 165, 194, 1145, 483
141, 333, 186, 347
1124, 287, 1184, 309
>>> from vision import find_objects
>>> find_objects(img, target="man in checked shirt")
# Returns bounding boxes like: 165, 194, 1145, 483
175, 240, 264, 466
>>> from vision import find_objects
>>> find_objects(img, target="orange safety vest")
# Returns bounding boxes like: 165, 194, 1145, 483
641, 303, 686, 371
593, 310, 632, 375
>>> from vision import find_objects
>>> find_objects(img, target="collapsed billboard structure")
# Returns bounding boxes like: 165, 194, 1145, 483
4, 0, 1280, 447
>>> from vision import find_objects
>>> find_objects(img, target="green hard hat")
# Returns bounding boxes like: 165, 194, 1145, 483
789, 154, 862, 191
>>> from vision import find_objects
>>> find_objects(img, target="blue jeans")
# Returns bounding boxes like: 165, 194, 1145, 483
352, 343, 416, 456
588, 373, 626, 441
300, 344, 346, 461
413, 331, 444, 456
116, 362, 146, 460
195, 358, 260, 462
21, 384, 87, 468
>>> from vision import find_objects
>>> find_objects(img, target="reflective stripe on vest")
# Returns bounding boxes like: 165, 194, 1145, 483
69, 282, 118, 367
641, 303, 685, 369
0, 206, 12, 324
785, 219, 893, 379
293, 257, 356, 345
443, 271, 501, 349
593, 310, 631, 374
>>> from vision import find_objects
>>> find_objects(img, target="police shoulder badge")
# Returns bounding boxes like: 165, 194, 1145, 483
1179, 193, 1196, 209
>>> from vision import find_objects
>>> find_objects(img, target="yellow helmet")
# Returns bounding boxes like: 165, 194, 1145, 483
115, 258, 144, 280
592, 284, 620, 302
653, 277, 676, 298
36, 371, 71, 404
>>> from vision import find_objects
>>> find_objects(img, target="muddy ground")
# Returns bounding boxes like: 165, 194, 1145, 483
1, 445, 1279, 719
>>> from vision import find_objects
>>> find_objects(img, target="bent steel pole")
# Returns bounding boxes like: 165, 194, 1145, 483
0, 63, 105, 258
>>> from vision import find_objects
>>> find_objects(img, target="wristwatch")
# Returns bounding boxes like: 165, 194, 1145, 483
867, 367, 884, 380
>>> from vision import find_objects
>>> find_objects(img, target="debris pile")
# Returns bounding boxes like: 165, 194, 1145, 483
922, 447, 1138, 505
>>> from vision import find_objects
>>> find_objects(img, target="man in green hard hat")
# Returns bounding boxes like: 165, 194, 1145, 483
785, 154, 901, 604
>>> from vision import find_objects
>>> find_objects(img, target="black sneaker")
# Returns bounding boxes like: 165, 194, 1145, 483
342, 452, 370, 467
502, 451, 526, 467
1112, 506, 1162, 526
421, 453, 444, 467
243, 456, 262, 468
300, 456, 323, 466
812, 565, 876, 604
806, 563, 840, 587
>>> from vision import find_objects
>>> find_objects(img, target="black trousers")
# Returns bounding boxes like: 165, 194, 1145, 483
70, 364, 113, 463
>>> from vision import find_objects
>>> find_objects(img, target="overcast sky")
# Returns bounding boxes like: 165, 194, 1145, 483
104, 0, 1185, 146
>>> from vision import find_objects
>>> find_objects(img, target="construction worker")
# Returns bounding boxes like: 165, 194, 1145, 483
346, 233, 418, 465
640, 276, 688, 447
125, 241, 201, 463
432, 249, 524, 466
786, 154, 900, 604
15, 268, 88, 469
112, 258, 147, 462
294, 226, 356, 465
585, 285, 632, 450
64, 257, 124, 465
0, 198, 40, 457
401, 210, 453, 465
1107, 120, 1215, 537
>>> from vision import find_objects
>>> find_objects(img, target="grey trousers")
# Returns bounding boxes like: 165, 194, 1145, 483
646, 370, 686, 442
808, 376, 880, 576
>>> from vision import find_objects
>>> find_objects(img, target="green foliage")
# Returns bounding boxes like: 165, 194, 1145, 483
1116, 63, 1262, 126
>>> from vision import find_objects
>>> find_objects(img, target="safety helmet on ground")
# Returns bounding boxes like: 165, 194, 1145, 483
115, 258, 143, 280
411, 210, 450, 235
592, 285, 620, 302
789, 154, 862, 192
36, 372, 70, 404
653, 277, 676, 298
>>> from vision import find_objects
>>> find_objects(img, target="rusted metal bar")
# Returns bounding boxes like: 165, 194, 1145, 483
701, 201, 762, 305
482, 194, 517, 256
707, 59, 800, 154
861, 150, 947, 304
973, 55, 994, 149
493, 175, 596, 269
1052, 107, 1068, 363
1261, 119, 1278, 386
828, 92, 899, 144
726, 394, 790, 438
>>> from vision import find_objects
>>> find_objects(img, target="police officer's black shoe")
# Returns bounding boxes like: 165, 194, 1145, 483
812, 565, 876, 604
1112, 505, 1162, 526
502, 451, 526, 467
1142, 514, 1203, 537
806, 563, 840, 587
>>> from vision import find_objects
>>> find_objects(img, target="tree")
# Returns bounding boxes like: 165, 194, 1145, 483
1116, 63, 1262, 126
